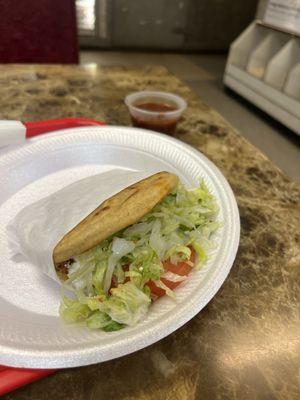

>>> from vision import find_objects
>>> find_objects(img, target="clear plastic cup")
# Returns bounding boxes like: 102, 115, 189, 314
124, 91, 187, 135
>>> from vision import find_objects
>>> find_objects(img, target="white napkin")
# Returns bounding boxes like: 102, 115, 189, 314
7, 169, 151, 281
0, 120, 26, 147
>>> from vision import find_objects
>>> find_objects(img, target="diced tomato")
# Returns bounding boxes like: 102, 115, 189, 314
163, 261, 192, 276
109, 248, 196, 298
146, 247, 196, 298
109, 277, 117, 292
146, 280, 166, 297
160, 278, 179, 290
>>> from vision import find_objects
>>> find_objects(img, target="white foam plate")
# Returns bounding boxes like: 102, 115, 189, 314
0, 126, 239, 368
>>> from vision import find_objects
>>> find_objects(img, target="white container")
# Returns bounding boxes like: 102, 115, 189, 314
124, 91, 187, 122
284, 62, 300, 100
247, 32, 288, 79
228, 22, 268, 70
264, 39, 300, 90
124, 91, 187, 134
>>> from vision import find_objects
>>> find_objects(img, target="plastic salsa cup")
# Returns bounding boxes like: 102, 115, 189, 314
124, 91, 187, 135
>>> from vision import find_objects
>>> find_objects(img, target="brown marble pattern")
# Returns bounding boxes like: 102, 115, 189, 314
1, 64, 299, 400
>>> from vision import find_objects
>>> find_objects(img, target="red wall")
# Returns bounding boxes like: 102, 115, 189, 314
0, 0, 78, 63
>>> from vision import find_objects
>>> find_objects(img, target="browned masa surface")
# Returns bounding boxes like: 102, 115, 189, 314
1, 64, 299, 400
53, 171, 178, 266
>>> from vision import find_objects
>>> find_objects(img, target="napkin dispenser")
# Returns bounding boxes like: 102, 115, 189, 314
224, 20, 300, 135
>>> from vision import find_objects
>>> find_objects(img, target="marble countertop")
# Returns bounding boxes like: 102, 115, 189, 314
1, 64, 299, 400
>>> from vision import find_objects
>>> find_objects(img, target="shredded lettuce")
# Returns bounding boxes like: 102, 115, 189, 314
165, 245, 191, 264
149, 219, 165, 258
86, 311, 124, 331
92, 260, 107, 294
59, 297, 90, 323
99, 282, 151, 326
103, 237, 135, 293
60, 180, 219, 332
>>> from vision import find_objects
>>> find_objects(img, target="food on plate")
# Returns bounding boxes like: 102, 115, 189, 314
57, 171, 219, 332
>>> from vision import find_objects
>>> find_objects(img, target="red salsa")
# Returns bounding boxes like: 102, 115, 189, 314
131, 102, 179, 135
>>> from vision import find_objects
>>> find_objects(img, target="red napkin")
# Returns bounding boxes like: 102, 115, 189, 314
0, 367, 55, 396
0, 117, 105, 396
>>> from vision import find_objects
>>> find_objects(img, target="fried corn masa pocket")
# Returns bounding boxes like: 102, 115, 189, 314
53, 171, 179, 279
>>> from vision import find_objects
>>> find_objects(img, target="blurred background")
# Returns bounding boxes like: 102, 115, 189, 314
0, 0, 299, 180
80, 0, 299, 181
76, 0, 257, 50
